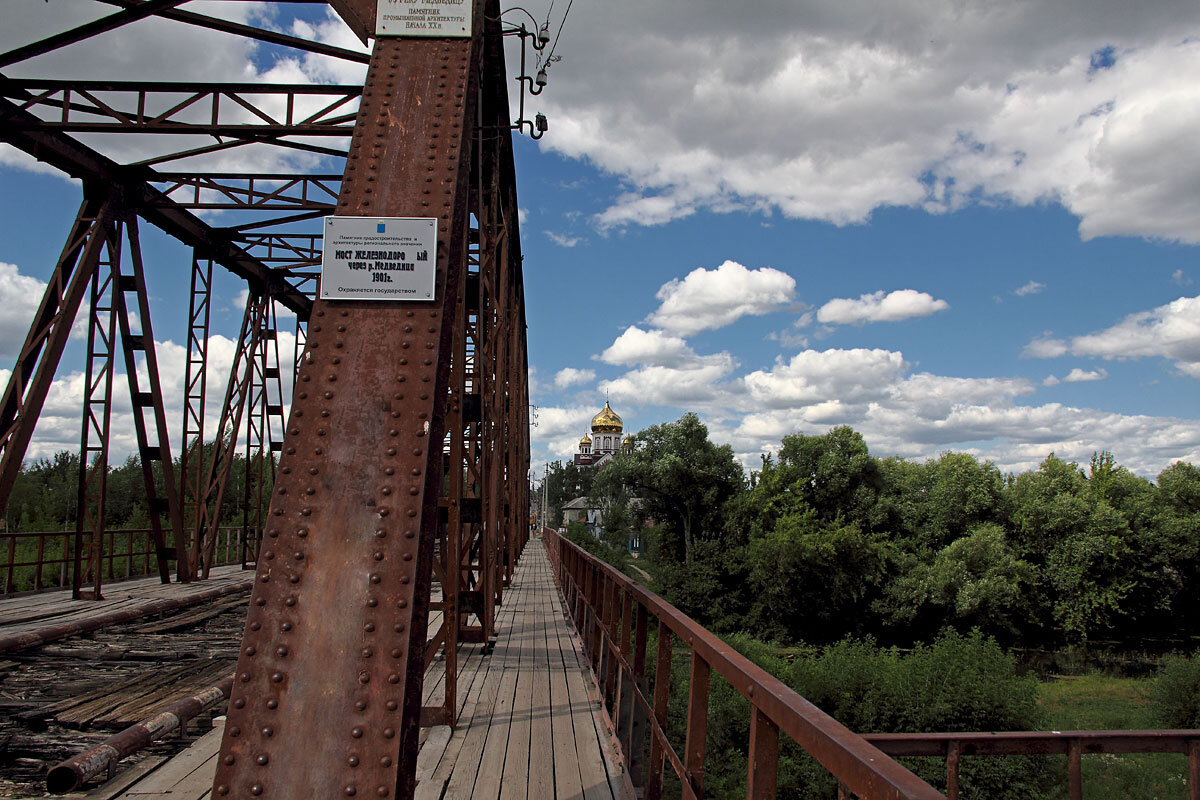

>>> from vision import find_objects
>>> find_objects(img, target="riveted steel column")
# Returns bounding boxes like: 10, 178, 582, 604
212, 3, 484, 798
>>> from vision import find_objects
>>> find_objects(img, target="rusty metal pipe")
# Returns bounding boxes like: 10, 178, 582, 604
46, 675, 233, 794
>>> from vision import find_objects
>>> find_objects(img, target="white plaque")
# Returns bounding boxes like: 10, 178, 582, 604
320, 216, 437, 301
376, 0, 472, 38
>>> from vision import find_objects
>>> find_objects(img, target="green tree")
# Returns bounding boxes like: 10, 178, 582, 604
592, 412, 742, 562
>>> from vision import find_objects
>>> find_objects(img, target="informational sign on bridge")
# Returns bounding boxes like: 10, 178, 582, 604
376, 0, 472, 37
320, 216, 437, 301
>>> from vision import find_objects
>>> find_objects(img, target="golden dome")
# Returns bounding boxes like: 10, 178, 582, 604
622, 435, 635, 451
580, 433, 593, 446
590, 401, 623, 434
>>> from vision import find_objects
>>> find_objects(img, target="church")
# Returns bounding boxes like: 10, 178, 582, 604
573, 400, 634, 467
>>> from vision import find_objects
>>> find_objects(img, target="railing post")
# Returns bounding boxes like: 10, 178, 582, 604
630, 600, 650, 785
614, 588, 635, 763
747, 707, 779, 800
945, 739, 960, 800
685, 652, 711, 799
646, 624, 673, 800
1188, 739, 1199, 800
1068, 738, 1082, 800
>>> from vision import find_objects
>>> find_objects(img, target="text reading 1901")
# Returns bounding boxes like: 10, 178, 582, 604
321, 217, 437, 301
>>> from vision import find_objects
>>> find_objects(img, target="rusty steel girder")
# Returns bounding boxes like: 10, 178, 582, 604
211, 3, 497, 797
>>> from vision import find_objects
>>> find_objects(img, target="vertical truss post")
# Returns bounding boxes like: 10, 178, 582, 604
180, 249, 213, 573
193, 291, 265, 577
115, 214, 189, 583
0, 192, 116, 516
214, 2, 496, 795
241, 299, 284, 568
71, 215, 122, 600
292, 314, 308, 384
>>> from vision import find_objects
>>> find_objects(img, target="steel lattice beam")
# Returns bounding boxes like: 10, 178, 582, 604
0, 88, 313, 317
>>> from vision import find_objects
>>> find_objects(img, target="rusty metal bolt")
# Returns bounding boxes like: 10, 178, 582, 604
223, 755, 235, 765
256, 755, 269, 766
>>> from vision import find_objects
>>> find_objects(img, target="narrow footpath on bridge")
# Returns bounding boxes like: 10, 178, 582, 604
26, 542, 628, 800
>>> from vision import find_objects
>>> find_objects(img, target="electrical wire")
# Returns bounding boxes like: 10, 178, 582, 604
543, 0, 574, 67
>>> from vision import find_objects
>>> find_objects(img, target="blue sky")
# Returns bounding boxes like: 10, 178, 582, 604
1, 0, 1199, 478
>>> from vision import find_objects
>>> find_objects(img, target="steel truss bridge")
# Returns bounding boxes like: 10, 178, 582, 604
1, 3, 1198, 800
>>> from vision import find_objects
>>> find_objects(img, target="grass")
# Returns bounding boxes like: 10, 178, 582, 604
1039, 673, 1190, 800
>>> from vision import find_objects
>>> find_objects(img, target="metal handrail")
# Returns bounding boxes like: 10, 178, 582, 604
542, 528, 946, 800
0, 526, 243, 596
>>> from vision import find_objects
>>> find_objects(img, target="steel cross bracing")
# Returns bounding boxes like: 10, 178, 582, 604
0, 0, 357, 590
212, 1, 530, 797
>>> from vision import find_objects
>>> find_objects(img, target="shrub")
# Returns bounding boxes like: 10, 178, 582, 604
1151, 653, 1200, 728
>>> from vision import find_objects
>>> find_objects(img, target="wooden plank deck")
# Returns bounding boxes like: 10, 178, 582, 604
0, 565, 252, 644
93, 543, 629, 800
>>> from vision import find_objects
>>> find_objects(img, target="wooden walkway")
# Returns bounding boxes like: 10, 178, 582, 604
0, 566, 252, 652
58, 543, 627, 800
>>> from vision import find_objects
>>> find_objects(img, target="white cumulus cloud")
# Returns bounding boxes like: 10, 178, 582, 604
0, 262, 46, 360
646, 261, 796, 336
554, 368, 595, 388
533, 0, 1200, 244
1068, 295, 1200, 376
596, 326, 698, 367
817, 289, 949, 325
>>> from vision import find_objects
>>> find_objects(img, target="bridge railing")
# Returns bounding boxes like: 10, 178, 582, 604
864, 731, 1200, 800
0, 527, 242, 596
543, 528, 947, 800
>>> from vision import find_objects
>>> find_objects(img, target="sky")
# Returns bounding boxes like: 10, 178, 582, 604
1, 0, 1199, 481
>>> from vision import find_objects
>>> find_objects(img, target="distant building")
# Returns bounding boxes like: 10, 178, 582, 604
574, 400, 634, 466
564, 400, 644, 554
